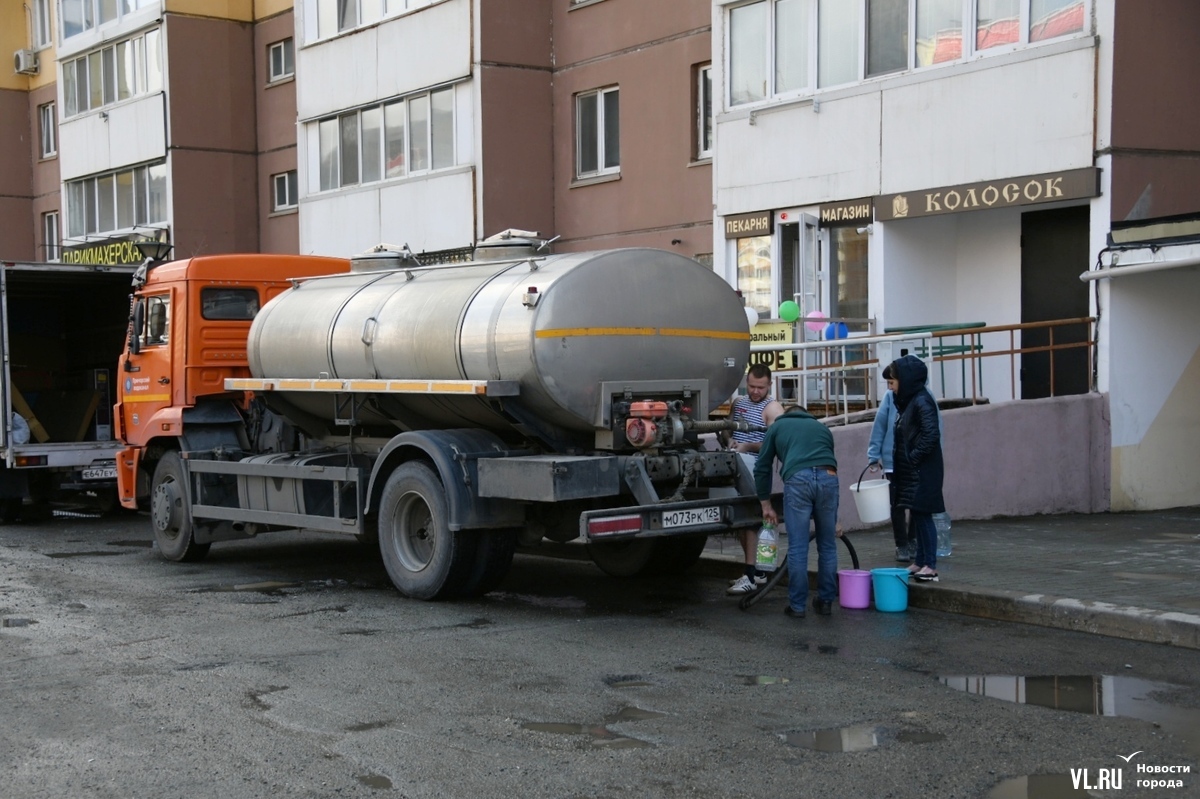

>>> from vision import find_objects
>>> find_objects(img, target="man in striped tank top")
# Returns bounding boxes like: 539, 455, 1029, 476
723, 364, 784, 596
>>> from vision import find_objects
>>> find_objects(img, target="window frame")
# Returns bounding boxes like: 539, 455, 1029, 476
272, 171, 299, 212
697, 64, 714, 161
574, 85, 620, 180
268, 38, 295, 83
33, 0, 53, 48
42, 211, 61, 261
724, 0, 1089, 108
65, 162, 167, 239
61, 0, 155, 41
38, 102, 57, 159
61, 28, 161, 119
311, 0, 433, 42
312, 85, 457, 193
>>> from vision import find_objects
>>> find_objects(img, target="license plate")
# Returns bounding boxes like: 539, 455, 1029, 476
82, 466, 117, 481
661, 505, 721, 529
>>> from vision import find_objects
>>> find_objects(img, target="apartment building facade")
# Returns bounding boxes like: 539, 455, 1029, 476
294, 0, 714, 259
0, 0, 301, 265
710, 0, 1200, 510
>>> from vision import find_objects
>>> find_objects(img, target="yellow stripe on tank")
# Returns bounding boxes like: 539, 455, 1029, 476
536, 327, 750, 341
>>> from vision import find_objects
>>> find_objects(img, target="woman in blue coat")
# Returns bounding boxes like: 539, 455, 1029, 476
889, 355, 945, 582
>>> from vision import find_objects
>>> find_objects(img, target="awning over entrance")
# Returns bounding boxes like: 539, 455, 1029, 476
1080, 241, 1200, 282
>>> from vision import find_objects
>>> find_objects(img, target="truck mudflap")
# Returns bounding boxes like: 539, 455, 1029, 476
580, 495, 761, 542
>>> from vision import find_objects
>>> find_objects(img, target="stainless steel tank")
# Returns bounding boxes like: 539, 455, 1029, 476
247, 248, 750, 436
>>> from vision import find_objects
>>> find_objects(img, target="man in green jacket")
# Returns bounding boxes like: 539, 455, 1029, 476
755, 406, 840, 617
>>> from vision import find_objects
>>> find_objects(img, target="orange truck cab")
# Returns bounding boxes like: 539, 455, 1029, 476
115, 254, 349, 509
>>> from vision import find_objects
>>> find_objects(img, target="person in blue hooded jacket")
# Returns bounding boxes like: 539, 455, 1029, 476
867, 362, 942, 563
888, 354, 945, 582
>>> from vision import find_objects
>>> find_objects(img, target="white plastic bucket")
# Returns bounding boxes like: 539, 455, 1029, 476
850, 467, 891, 524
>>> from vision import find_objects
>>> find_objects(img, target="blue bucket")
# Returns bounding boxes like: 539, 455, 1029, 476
870, 567, 910, 612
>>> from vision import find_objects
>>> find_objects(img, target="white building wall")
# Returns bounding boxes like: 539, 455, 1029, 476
295, 0, 478, 256
58, 93, 167, 181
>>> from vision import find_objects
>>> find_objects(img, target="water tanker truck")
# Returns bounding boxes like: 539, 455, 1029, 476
115, 237, 764, 599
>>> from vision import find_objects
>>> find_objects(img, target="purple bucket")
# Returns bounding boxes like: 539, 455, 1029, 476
837, 569, 871, 609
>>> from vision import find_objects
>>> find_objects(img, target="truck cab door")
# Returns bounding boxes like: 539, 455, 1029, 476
119, 290, 175, 445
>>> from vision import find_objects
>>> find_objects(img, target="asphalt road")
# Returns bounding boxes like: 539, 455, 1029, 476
2, 513, 1197, 799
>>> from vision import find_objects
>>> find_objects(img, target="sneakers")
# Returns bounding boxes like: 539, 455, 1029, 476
812, 598, 833, 616
895, 546, 911, 563
728, 574, 768, 587
726, 575, 762, 595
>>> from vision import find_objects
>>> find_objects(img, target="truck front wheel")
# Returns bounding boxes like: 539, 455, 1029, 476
150, 452, 210, 562
378, 462, 476, 600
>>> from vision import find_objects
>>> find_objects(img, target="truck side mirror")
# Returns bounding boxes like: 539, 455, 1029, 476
129, 300, 144, 355
147, 303, 166, 343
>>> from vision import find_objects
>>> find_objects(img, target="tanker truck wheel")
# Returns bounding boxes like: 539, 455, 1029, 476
588, 534, 709, 578
378, 462, 477, 600
150, 452, 210, 562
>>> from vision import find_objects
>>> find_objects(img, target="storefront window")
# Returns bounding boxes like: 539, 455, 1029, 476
830, 227, 869, 331
736, 235, 773, 316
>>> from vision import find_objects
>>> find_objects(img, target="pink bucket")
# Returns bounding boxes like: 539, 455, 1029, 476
837, 569, 872, 609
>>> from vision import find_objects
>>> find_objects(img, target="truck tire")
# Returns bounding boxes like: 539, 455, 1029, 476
459, 530, 517, 597
150, 452, 210, 562
647, 533, 709, 574
378, 462, 476, 600
587, 538, 658, 577
588, 534, 709, 578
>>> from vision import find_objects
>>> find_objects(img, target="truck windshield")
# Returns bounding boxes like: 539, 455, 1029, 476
201, 288, 260, 320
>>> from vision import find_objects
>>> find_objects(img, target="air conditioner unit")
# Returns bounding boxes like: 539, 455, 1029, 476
14, 49, 39, 76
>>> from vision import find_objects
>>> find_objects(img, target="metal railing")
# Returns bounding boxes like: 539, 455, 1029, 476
754, 317, 1095, 420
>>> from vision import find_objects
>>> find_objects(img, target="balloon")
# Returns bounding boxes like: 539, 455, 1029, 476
744, 306, 759, 329
804, 310, 828, 333
778, 300, 800, 323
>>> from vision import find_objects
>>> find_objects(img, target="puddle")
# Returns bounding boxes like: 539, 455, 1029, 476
605, 674, 652, 688
2, 618, 36, 628
45, 550, 127, 559
817, 645, 839, 655
986, 774, 1094, 798
356, 774, 393, 790
940, 674, 1200, 755
455, 618, 494, 629
66, 602, 87, 609
783, 724, 879, 752
743, 675, 790, 686
345, 720, 391, 732
489, 591, 588, 610
896, 730, 946, 744
195, 581, 302, 595
245, 685, 288, 711
107, 540, 153, 548
521, 706, 663, 748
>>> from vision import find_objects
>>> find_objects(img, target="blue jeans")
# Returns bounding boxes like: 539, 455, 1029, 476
782, 467, 840, 610
911, 511, 936, 570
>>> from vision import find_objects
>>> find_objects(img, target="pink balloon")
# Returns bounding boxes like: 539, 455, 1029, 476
804, 310, 828, 333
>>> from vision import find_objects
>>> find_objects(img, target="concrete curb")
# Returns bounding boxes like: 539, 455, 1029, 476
518, 545, 1200, 650
909, 582, 1200, 650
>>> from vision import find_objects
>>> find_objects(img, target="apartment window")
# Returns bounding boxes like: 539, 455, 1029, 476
273, 171, 298, 211
697, 65, 713, 160
268, 38, 294, 82
62, 0, 154, 40
727, 0, 1086, 104
38, 103, 57, 158
33, 0, 52, 48
62, 29, 161, 118
312, 0, 431, 39
66, 162, 167, 238
42, 212, 60, 261
315, 86, 455, 192
575, 87, 619, 179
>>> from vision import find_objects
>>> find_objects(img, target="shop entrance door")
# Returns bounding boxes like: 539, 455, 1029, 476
1020, 206, 1090, 398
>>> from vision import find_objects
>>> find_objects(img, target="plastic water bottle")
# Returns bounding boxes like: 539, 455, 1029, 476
934, 512, 952, 557
755, 524, 778, 572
